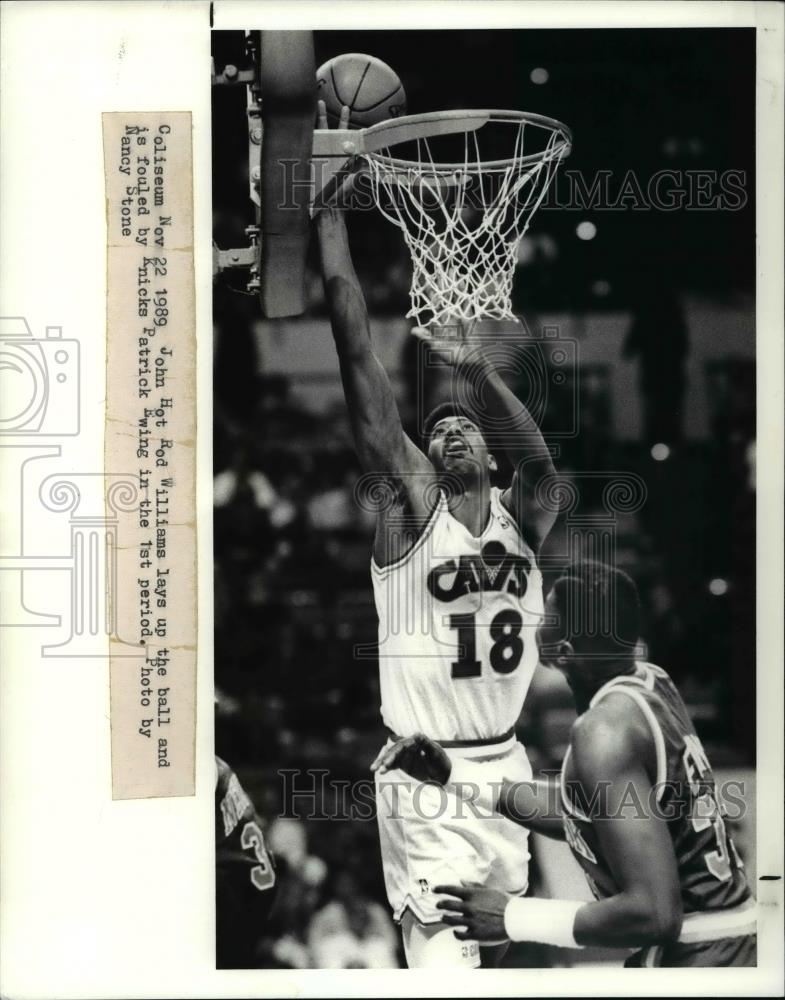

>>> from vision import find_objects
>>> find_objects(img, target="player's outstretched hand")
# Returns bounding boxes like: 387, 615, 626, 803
370, 733, 451, 784
317, 99, 350, 131
410, 321, 483, 373
314, 101, 358, 218
435, 883, 511, 944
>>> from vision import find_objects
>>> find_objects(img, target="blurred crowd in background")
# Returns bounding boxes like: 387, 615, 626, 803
212, 28, 755, 968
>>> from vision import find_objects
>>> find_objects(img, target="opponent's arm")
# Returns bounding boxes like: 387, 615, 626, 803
567, 704, 683, 947
415, 325, 556, 552
370, 734, 566, 839
434, 701, 683, 950
498, 777, 565, 840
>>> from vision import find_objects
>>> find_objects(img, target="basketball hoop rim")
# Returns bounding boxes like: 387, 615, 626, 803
362, 108, 572, 174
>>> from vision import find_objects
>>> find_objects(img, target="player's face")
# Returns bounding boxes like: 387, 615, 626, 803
428, 415, 492, 476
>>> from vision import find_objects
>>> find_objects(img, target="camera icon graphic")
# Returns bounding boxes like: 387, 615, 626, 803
0, 317, 80, 435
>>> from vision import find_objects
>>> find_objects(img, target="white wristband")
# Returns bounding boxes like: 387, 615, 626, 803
448, 757, 500, 812
503, 897, 584, 948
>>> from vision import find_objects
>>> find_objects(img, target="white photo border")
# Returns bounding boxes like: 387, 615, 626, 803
0, 1, 782, 996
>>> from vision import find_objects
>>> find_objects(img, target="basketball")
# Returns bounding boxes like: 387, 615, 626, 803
316, 53, 407, 128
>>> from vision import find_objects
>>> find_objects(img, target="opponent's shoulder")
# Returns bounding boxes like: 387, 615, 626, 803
215, 757, 256, 826
215, 754, 232, 791
570, 692, 652, 780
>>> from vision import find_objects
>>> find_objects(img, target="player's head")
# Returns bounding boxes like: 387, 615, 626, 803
422, 402, 497, 479
537, 561, 641, 682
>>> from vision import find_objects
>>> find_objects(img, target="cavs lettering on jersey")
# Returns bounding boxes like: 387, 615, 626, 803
372, 487, 544, 739
560, 662, 755, 966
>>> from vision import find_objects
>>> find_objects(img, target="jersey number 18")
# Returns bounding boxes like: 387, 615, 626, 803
449, 609, 524, 678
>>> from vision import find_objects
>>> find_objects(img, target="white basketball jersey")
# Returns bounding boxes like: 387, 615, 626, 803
371, 487, 544, 740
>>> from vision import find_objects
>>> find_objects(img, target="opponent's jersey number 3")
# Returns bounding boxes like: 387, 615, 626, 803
682, 733, 744, 883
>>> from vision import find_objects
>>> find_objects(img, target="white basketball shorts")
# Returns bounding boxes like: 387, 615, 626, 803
374, 735, 532, 924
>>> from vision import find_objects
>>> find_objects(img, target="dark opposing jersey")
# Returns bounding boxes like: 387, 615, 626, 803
215, 756, 277, 967
561, 662, 750, 916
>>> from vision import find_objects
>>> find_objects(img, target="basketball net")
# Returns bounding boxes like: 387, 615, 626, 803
363, 113, 569, 329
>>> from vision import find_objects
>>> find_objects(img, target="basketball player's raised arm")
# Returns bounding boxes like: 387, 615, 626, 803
315, 203, 435, 537
472, 352, 555, 553
414, 326, 556, 552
